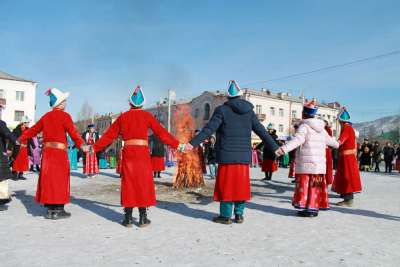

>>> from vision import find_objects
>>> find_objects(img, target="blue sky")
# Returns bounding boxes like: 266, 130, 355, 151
1, 0, 399, 122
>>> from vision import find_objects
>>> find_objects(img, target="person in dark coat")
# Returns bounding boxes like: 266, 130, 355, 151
383, 142, 395, 173
149, 134, 166, 178
372, 141, 382, 172
186, 80, 279, 224
0, 108, 19, 210
257, 124, 279, 181
204, 136, 217, 179
359, 138, 373, 171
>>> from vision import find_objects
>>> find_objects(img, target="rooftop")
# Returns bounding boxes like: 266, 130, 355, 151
0, 70, 35, 83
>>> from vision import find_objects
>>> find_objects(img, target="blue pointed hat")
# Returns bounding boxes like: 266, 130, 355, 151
227, 80, 243, 98
303, 98, 318, 117
129, 85, 145, 107
338, 107, 351, 122
267, 123, 274, 129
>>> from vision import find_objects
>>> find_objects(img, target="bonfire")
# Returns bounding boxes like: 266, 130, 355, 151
173, 105, 205, 189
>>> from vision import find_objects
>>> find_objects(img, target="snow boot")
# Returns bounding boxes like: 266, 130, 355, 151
138, 208, 151, 228
336, 199, 354, 207
122, 208, 133, 228
212, 216, 232, 225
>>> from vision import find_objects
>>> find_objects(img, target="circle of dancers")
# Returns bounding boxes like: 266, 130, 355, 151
0, 80, 365, 227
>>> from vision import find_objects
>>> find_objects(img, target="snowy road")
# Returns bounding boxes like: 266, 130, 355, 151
1, 167, 399, 267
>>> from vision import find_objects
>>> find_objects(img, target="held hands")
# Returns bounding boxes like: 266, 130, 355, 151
81, 145, 93, 153
177, 143, 194, 153
275, 147, 285, 157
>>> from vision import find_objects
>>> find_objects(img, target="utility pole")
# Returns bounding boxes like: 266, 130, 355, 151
167, 89, 176, 132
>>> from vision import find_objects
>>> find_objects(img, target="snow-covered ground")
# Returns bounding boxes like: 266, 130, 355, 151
1, 167, 400, 267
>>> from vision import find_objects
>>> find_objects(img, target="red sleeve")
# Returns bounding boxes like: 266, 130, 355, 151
20, 117, 44, 144
93, 116, 121, 152
64, 114, 84, 148
148, 113, 179, 149
338, 125, 350, 146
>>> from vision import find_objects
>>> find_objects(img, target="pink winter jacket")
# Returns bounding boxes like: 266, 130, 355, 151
281, 118, 339, 175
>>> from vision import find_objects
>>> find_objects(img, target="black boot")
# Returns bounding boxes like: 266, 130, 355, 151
18, 173, 27, 180
11, 172, 18, 181
234, 214, 244, 224
298, 210, 318, 217
138, 207, 151, 228
46, 205, 71, 220
267, 172, 272, 181
0, 198, 11, 211
122, 208, 133, 227
157, 172, 161, 178
153, 172, 157, 178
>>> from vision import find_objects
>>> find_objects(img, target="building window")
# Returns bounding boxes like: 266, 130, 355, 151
279, 124, 284, 133
292, 110, 297, 119
204, 103, 211, 120
270, 107, 275, 116
14, 110, 24, 121
256, 105, 262, 114
0, 89, 4, 98
16, 91, 25, 101
194, 108, 199, 118
327, 115, 331, 120
279, 108, 284, 117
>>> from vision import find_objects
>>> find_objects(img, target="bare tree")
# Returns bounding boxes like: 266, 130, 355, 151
76, 100, 94, 132
77, 100, 94, 121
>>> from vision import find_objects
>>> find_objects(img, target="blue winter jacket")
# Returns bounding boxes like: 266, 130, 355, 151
190, 97, 279, 164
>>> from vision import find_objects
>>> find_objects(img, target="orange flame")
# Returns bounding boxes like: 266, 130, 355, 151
173, 105, 205, 189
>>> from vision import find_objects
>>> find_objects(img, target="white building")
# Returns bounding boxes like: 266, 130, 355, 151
243, 89, 341, 140
145, 88, 341, 141
0, 70, 37, 128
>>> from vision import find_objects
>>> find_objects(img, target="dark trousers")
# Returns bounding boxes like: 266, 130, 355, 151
374, 161, 380, 172
385, 161, 392, 173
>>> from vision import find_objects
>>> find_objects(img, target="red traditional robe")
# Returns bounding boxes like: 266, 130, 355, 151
20, 108, 84, 204
83, 134, 99, 175
325, 126, 334, 185
12, 127, 29, 172
332, 123, 362, 194
214, 164, 251, 201
93, 108, 179, 208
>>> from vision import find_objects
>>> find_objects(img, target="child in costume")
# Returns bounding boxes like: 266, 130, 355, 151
83, 124, 100, 177
92, 86, 184, 228
276, 99, 339, 217
20, 88, 87, 219
187, 80, 279, 224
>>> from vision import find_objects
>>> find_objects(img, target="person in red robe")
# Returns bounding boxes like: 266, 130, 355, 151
92, 86, 183, 228
19, 88, 87, 220
332, 107, 362, 207
83, 124, 99, 177
9, 116, 32, 180
186, 80, 279, 224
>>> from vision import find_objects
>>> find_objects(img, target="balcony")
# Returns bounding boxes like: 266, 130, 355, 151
256, 113, 266, 121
